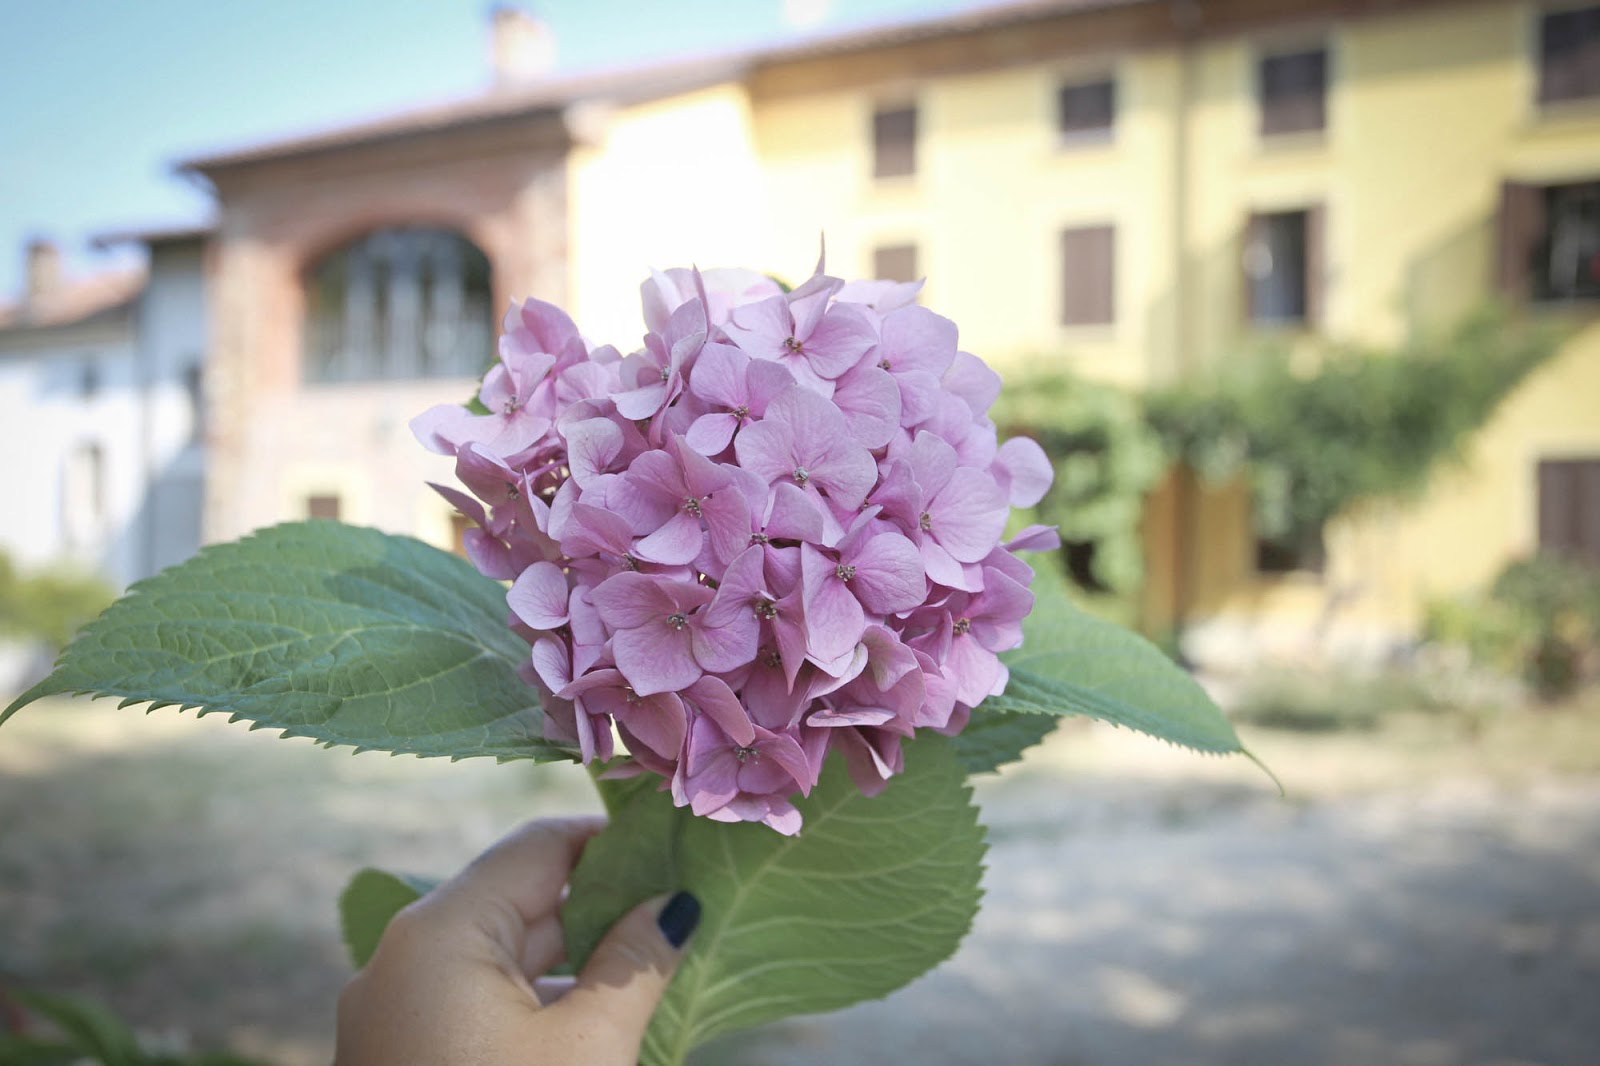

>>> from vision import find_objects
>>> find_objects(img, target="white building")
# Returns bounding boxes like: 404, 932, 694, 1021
0, 232, 208, 590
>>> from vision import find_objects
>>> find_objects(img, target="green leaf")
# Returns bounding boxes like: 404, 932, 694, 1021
990, 583, 1243, 756
8, 989, 144, 1066
339, 868, 441, 969
563, 735, 985, 1066
2, 521, 573, 763
0, 1034, 79, 1065
951, 705, 1060, 774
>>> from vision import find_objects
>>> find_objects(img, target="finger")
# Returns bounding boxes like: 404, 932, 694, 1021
520, 914, 566, 980
430, 816, 606, 929
553, 892, 700, 1049
533, 975, 576, 1005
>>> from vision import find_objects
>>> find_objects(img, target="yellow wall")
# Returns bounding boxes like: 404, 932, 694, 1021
751, 48, 1183, 389
1179, 1, 1600, 645
566, 0, 1600, 651
567, 83, 769, 348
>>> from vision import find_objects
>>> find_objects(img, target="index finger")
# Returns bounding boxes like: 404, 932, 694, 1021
433, 816, 607, 927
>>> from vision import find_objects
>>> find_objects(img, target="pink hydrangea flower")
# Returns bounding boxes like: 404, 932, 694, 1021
416, 256, 1054, 834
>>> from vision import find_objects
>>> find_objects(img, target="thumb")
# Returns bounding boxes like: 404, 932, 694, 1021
554, 891, 700, 1049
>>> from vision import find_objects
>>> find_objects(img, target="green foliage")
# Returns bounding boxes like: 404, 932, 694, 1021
951, 705, 1061, 774
562, 735, 985, 1066
0, 550, 116, 650
1426, 554, 1600, 699
992, 370, 1168, 593
0, 987, 266, 1066
1147, 308, 1562, 553
989, 576, 1247, 757
339, 869, 441, 969
1, 522, 575, 763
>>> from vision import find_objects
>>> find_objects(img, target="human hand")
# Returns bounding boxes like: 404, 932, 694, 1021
335, 817, 700, 1066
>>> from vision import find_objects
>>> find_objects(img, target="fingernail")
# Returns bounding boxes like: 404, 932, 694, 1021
656, 891, 701, 949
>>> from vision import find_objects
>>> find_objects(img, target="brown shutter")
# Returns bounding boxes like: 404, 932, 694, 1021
1061, 225, 1115, 326
1537, 458, 1600, 565
873, 244, 919, 284
1539, 8, 1600, 104
1580, 460, 1600, 566
1497, 182, 1545, 300
1305, 204, 1326, 327
873, 106, 917, 179
307, 494, 342, 521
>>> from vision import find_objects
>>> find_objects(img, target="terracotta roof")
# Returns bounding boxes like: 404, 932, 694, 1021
0, 269, 143, 335
179, 0, 1149, 173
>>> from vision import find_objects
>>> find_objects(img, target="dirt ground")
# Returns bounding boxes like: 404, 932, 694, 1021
3, 696, 1598, 1066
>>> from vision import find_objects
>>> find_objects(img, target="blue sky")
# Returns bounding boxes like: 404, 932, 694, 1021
0, 0, 971, 297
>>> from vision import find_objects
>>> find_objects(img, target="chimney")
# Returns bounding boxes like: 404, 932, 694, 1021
25, 238, 61, 309
491, 6, 555, 87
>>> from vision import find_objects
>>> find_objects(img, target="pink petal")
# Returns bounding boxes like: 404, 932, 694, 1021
833, 363, 901, 449
879, 305, 957, 376
507, 561, 570, 631
849, 532, 927, 614
614, 622, 703, 697
616, 692, 686, 760
529, 636, 571, 692
633, 511, 704, 565
929, 474, 1008, 563
801, 545, 866, 664
995, 437, 1054, 507
688, 342, 749, 408
732, 416, 795, 485
591, 572, 676, 630
564, 418, 624, 487
686, 412, 739, 456
943, 351, 1002, 417
409, 404, 474, 455
685, 676, 755, 746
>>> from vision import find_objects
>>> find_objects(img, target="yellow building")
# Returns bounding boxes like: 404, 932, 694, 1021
186, 0, 1600, 660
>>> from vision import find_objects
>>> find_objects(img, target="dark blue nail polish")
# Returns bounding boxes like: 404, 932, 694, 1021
657, 891, 701, 948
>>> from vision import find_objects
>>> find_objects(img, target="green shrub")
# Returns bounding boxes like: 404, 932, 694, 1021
1424, 554, 1600, 699
1147, 308, 1562, 556
1232, 668, 1410, 732
0, 551, 117, 650
992, 370, 1167, 595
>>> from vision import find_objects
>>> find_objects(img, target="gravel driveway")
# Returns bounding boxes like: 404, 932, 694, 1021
3, 700, 1597, 1066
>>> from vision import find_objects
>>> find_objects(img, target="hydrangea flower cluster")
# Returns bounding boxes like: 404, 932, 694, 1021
413, 259, 1057, 833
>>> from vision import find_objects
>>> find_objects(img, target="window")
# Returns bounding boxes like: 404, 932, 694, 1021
1060, 225, 1115, 326
1255, 531, 1326, 575
1057, 77, 1115, 140
1499, 179, 1600, 301
1540, 6, 1600, 104
304, 227, 493, 383
306, 494, 342, 521
62, 442, 105, 550
872, 244, 918, 284
872, 105, 917, 179
1258, 47, 1327, 136
1244, 208, 1324, 325
1538, 458, 1600, 566
183, 361, 204, 446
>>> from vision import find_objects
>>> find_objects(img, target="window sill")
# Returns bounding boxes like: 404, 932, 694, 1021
1245, 317, 1315, 336
1056, 130, 1116, 151
1528, 95, 1600, 130
1056, 323, 1119, 344
1254, 129, 1327, 156
1251, 568, 1325, 585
